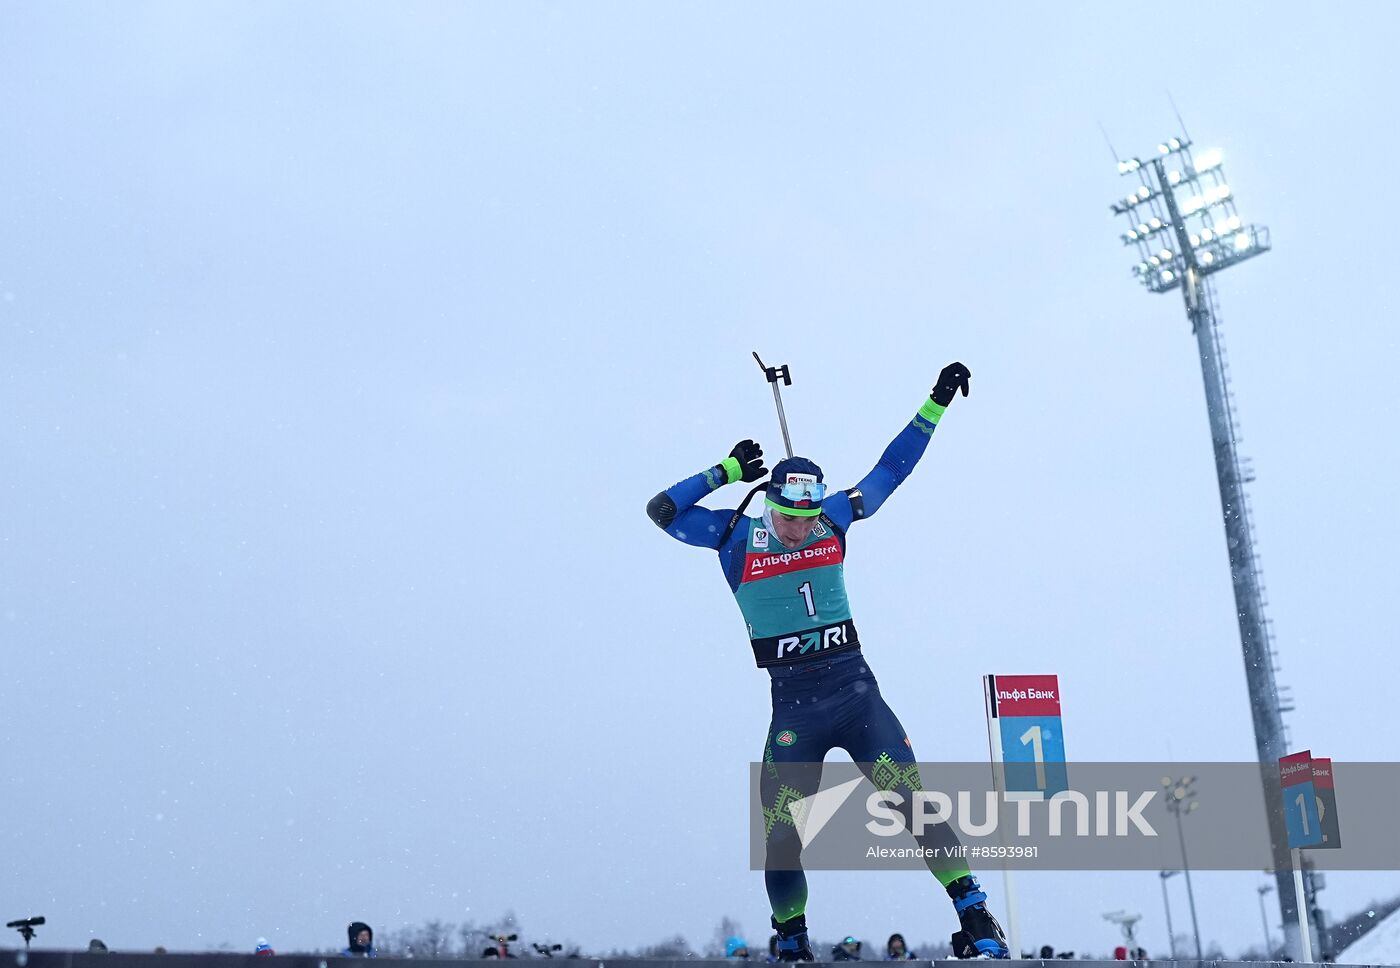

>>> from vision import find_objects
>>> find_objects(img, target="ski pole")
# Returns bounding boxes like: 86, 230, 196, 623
752, 351, 794, 459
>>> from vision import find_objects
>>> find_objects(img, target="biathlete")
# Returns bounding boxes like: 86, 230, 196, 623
646, 362, 1008, 960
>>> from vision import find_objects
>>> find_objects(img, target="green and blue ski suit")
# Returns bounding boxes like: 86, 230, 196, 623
647, 397, 973, 924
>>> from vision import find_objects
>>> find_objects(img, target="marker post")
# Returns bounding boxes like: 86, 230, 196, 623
1292, 851, 1313, 964
1279, 750, 1322, 962
983, 674, 1068, 960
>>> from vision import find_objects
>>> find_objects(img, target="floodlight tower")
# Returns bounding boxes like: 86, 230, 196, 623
1107, 137, 1311, 959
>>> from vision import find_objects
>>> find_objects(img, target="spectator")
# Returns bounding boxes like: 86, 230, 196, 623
342, 921, 377, 958
482, 948, 501, 959
832, 936, 862, 961
885, 934, 915, 960
725, 937, 750, 960
1040, 946, 1055, 960
255, 937, 276, 956
87, 939, 109, 954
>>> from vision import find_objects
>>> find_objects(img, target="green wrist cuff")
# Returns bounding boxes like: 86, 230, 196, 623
720, 456, 743, 486
919, 398, 947, 424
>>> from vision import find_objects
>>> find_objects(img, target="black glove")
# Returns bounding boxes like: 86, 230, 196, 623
931, 361, 971, 407
728, 439, 767, 483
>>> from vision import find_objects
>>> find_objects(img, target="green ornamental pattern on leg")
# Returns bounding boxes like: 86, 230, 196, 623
871, 751, 924, 794
868, 753, 971, 886
763, 784, 809, 837
762, 732, 813, 837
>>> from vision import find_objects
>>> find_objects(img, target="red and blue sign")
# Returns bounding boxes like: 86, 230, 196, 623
1279, 750, 1323, 849
986, 674, 1067, 795
1312, 757, 1342, 849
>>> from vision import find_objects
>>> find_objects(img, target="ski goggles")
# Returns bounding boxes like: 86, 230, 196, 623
779, 480, 827, 503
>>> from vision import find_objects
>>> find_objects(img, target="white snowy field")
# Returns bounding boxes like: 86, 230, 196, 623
1340, 907, 1400, 967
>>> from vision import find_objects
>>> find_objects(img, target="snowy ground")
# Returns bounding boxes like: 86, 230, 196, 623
1339, 906, 1400, 966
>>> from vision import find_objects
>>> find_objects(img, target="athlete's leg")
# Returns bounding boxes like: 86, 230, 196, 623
759, 718, 823, 924
761, 666, 841, 962
836, 665, 969, 886
836, 662, 1008, 958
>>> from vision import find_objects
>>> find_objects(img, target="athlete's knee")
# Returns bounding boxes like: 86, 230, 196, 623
765, 828, 804, 872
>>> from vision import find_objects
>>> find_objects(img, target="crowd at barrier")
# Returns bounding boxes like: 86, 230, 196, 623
49, 925, 1126, 961
44, 913, 1358, 962
21, 898, 1393, 962
62, 922, 379, 959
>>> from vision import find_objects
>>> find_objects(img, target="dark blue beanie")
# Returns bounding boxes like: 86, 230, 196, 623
766, 456, 825, 515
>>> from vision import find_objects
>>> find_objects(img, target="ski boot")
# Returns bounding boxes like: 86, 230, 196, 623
947, 875, 1009, 959
771, 914, 814, 962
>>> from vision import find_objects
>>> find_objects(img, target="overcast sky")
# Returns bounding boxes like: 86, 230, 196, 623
3, 0, 1397, 957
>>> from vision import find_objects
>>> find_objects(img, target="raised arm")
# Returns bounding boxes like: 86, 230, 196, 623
824, 362, 971, 529
646, 439, 769, 549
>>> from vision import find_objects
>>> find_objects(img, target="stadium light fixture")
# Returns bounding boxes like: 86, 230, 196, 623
1193, 147, 1224, 172
1108, 134, 1269, 294
1105, 129, 1307, 960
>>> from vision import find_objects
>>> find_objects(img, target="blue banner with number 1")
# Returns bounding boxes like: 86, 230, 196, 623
986, 675, 1068, 797
1280, 750, 1323, 849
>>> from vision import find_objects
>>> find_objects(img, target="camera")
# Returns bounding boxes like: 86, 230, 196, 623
7, 917, 45, 948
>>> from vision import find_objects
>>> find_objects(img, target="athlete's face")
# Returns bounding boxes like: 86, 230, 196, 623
771, 510, 814, 547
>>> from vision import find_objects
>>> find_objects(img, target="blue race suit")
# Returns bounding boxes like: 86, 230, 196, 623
648, 398, 972, 924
